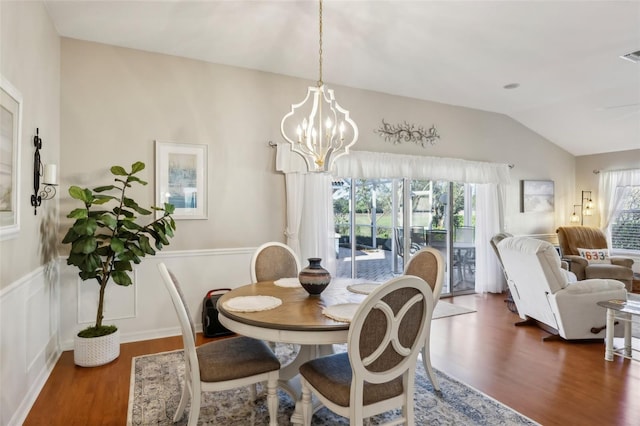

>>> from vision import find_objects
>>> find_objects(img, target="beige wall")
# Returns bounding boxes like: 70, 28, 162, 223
60, 38, 577, 252
575, 149, 640, 227
0, 1, 60, 290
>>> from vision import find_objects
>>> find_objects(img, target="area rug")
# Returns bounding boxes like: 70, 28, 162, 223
433, 301, 475, 319
127, 345, 537, 426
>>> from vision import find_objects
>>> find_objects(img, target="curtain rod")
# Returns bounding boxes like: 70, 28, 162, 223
593, 167, 640, 175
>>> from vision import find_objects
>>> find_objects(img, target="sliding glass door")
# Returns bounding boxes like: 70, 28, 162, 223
334, 178, 476, 296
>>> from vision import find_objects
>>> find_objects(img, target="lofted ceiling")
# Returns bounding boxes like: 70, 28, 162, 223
43, 0, 640, 156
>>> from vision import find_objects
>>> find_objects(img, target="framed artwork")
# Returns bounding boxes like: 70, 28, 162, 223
155, 141, 208, 220
520, 180, 554, 213
0, 76, 23, 240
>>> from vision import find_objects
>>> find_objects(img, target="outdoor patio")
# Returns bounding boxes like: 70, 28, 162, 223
335, 246, 476, 293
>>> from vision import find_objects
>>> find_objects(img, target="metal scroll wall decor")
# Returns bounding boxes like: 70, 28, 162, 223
375, 119, 440, 147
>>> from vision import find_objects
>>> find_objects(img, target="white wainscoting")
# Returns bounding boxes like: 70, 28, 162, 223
1, 267, 59, 426
58, 247, 255, 350
2, 247, 255, 425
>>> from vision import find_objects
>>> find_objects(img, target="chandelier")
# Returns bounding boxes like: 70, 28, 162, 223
280, 0, 358, 172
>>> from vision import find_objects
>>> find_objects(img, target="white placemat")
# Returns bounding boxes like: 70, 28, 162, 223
346, 283, 381, 295
222, 296, 282, 312
274, 277, 301, 288
322, 303, 360, 323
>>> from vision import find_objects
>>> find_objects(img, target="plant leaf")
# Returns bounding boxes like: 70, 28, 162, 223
113, 261, 132, 271
93, 195, 116, 205
110, 237, 125, 253
139, 235, 155, 255
61, 227, 80, 244
71, 236, 97, 254
100, 214, 117, 228
127, 175, 148, 186
111, 166, 127, 176
72, 218, 98, 236
131, 161, 145, 174
112, 271, 132, 286
94, 185, 116, 193
69, 186, 93, 203
67, 208, 88, 219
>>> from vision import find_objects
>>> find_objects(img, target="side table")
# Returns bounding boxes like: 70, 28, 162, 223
596, 299, 640, 362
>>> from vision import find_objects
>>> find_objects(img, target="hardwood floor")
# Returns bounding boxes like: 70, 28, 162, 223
24, 293, 640, 425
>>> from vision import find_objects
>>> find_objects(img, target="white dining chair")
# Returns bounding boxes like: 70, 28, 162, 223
298, 275, 434, 425
158, 263, 280, 426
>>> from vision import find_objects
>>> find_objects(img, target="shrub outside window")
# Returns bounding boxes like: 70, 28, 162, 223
610, 186, 640, 252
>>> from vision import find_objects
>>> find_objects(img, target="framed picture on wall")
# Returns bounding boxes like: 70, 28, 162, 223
520, 180, 554, 213
155, 141, 208, 220
0, 76, 23, 240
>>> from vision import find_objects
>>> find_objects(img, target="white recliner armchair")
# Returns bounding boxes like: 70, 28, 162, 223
497, 236, 627, 340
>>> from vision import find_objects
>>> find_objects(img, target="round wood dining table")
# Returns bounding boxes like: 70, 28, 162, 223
217, 278, 370, 424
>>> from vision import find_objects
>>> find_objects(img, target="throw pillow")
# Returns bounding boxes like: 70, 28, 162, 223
576, 247, 610, 264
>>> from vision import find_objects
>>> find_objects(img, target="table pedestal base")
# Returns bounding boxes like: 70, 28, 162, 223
277, 344, 334, 424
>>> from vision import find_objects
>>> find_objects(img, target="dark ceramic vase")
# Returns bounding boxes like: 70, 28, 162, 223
299, 258, 331, 296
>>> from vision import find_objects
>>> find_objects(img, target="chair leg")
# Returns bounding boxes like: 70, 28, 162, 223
187, 386, 201, 426
421, 344, 440, 391
173, 378, 190, 422
301, 378, 313, 426
404, 395, 415, 426
266, 375, 278, 426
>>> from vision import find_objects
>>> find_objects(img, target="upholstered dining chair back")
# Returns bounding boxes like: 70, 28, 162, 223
251, 242, 301, 283
299, 275, 433, 425
158, 263, 280, 426
402, 247, 444, 391
403, 247, 445, 302
350, 275, 432, 385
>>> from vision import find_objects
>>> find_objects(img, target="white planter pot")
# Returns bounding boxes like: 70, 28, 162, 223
74, 329, 120, 367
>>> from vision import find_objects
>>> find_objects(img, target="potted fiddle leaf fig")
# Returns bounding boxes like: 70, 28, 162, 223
63, 161, 176, 366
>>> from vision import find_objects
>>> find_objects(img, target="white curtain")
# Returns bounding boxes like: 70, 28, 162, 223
598, 168, 640, 246
277, 145, 336, 276
333, 150, 511, 184
284, 173, 304, 257
299, 173, 336, 276
474, 183, 506, 293
277, 145, 511, 282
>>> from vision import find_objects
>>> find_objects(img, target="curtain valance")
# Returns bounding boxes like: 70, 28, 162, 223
276, 145, 511, 184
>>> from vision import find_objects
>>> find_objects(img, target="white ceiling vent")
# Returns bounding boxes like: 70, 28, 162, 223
620, 50, 640, 63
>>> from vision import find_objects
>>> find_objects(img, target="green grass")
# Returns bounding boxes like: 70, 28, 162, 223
352, 213, 433, 228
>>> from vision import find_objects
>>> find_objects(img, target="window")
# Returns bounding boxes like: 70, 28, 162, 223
610, 186, 640, 251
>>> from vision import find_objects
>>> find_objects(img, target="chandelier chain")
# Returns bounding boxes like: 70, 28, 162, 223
318, 0, 323, 86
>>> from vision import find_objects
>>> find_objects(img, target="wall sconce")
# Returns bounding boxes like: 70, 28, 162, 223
569, 190, 594, 225
31, 128, 57, 215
